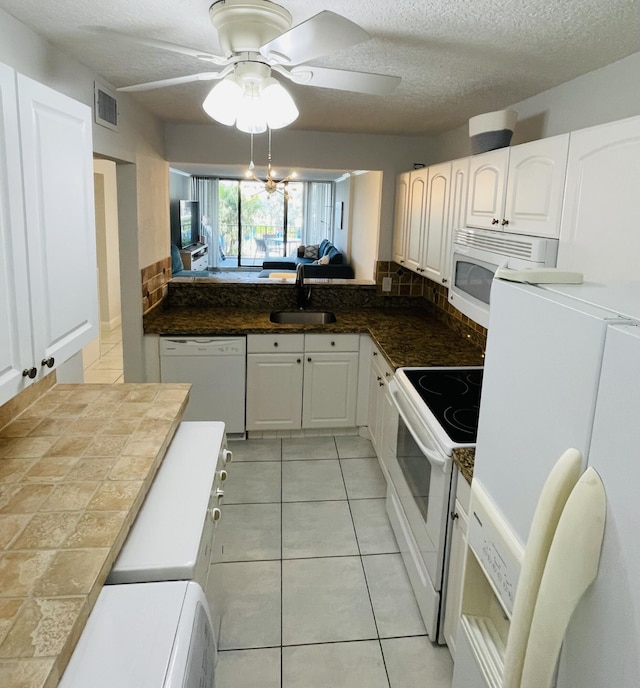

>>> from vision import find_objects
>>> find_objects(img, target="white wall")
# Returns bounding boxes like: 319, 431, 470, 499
93, 160, 122, 331
332, 176, 351, 256
430, 51, 640, 163
349, 172, 383, 282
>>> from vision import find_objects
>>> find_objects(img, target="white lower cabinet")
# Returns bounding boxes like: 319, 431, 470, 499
367, 343, 394, 454
444, 470, 471, 659
246, 334, 360, 431
0, 61, 97, 406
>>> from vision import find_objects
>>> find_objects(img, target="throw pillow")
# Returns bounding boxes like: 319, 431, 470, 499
327, 246, 343, 264
303, 244, 320, 260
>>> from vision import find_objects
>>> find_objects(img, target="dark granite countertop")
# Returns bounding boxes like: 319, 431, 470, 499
144, 306, 484, 369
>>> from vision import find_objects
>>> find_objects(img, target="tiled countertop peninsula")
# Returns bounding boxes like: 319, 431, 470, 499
0, 382, 189, 688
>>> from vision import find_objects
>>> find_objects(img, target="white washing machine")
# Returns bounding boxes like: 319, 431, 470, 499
59, 581, 216, 688
107, 421, 231, 590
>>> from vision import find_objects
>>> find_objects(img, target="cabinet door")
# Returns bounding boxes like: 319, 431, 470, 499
405, 168, 428, 273
466, 148, 509, 230
443, 496, 469, 659
0, 63, 33, 405
302, 352, 359, 428
246, 353, 303, 431
444, 158, 469, 286
17, 73, 98, 372
367, 356, 382, 450
422, 161, 452, 284
503, 134, 569, 238
557, 115, 640, 283
392, 171, 410, 265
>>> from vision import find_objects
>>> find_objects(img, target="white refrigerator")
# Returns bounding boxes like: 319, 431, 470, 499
453, 277, 640, 687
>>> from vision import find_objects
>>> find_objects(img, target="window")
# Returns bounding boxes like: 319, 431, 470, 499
193, 177, 333, 269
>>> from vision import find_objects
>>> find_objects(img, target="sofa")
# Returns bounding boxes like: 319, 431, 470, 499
259, 239, 354, 279
171, 244, 210, 277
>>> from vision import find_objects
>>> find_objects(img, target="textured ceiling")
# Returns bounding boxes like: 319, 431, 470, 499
1, 0, 638, 136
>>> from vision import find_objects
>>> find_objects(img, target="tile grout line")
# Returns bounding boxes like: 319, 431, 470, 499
336, 437, 393, 688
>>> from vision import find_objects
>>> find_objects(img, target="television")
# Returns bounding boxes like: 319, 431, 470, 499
179, 199, 200, 249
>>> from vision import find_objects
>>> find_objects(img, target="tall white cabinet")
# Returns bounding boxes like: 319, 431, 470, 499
0, 62, 98, 406
557, 115, 640, 283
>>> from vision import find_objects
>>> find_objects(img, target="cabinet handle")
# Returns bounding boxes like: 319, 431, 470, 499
442, 278, 448, 285
297, 358, 301, 364
491, 218, 499, 225
41, 357, 55, 368
377, 376, 382, 381
379, 381, 384, 387
385, 372, 391, 378
501, 218, 509, 226
373, 351, 378, 357
307, 357, 312, 362
330, 341, 335, 346
450, 511, 459, 521
273, 341, 279, 347
22, 367, 37, 379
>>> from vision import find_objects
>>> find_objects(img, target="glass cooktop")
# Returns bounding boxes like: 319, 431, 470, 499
403, 367, 483, 444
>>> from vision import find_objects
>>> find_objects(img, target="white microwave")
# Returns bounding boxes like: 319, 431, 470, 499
448, 228, 558, 328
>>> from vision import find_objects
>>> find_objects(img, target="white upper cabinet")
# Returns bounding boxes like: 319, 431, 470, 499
405, 168, 428, 273
466, 147, 509, 231
392, 171, 410, 266
0, 63, 98, 406
0, 63, 33, 403
503, 134, 569, 238
466, 135, 569, 238
422, 160, 453, 284
557, 115, 640, 283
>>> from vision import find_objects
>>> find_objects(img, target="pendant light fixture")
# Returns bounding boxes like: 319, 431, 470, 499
245, 128, 297, 197
202, 62, 299, 133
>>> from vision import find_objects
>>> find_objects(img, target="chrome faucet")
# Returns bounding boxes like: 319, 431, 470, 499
295, 263, 312, 309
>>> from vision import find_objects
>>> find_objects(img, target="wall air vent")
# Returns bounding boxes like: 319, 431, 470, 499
94, 82, 119, 131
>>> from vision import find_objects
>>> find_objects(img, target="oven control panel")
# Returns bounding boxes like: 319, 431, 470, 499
467, 481, 524, 617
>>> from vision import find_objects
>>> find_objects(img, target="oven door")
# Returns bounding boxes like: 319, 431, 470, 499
385, 380, 455, 640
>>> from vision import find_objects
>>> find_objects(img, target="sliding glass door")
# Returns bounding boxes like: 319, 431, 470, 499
218, 179, 304, 267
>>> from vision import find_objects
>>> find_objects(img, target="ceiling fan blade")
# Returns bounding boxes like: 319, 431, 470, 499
260, 11, 369, 65
117, 71, 227, 92
87, 27, 228, 65
281, 65, 401, 96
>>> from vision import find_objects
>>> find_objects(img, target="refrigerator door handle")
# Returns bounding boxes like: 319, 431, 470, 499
502, 448, 583, 688
520, 467, 606, 688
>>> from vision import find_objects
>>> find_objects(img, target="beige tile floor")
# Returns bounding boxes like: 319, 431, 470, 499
83, 326, 123, 384
208, 435, 453, 688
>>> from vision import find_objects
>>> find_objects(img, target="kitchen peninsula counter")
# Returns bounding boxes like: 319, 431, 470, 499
0, 382, 190, 688
144, 306, 485, 369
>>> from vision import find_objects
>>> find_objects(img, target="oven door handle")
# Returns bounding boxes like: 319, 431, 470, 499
389, 382, 446, 468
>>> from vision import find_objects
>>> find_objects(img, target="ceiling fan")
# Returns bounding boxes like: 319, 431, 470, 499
114, 0, 401, 99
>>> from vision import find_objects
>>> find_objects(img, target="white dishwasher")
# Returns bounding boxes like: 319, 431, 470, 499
160, 336, 246, 434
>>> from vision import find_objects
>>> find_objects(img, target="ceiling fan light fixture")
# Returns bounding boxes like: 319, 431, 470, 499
260, 77, 299, 129
202, 73, 243, 125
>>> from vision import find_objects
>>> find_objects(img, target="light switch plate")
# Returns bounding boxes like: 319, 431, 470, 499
382, 276, 393, 292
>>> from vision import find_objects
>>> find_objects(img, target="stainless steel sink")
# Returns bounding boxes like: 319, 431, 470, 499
269, 310, 337, 324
